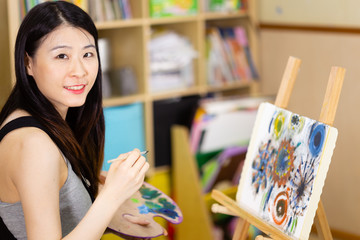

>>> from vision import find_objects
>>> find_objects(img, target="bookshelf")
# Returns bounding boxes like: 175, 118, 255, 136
3, 0, 259, 172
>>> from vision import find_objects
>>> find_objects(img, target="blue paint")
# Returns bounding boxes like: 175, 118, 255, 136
276, 148, 289, 173
144, 200, 179, 219
252, 140, 273, 194
138, 204, 150, 214
309, 123, 326, 157
263, 185, 273, 212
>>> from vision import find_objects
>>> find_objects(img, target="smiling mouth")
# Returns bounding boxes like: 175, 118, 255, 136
64, 85, 85, 90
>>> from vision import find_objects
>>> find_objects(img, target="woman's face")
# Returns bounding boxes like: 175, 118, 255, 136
26, 24, 99, 118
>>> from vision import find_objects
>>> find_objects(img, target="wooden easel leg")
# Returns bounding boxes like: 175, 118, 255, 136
232, 219, 250, 240
314, 200, 333, 240
255, 236, 272, 240
313, 66, 345, 240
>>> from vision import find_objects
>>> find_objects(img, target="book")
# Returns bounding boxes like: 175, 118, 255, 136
103, 0, 116, 21
21, 0, 89, 17
190, 96, 275, 154
219, 27, 252, 81
149, 0, 198, 18
207, 27, 234, 84
90, 0, 105, 21
121, 0, 132, 19
72, 0, 88, 11
206, 26, 259, 85
207, 0, 241, 12
111, 0, 122, 19
102, 103, 146, 171
234, 27, 259, 79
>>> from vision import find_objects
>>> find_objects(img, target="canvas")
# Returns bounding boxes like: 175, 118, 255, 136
236, 102, 338, 240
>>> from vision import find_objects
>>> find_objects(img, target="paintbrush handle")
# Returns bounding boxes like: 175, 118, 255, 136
107, 150, 148, 163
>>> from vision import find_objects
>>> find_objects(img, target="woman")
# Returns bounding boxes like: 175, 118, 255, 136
0, 1, 149, 239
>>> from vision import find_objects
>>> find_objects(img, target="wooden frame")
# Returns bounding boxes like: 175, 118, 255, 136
211, 56, 345, 240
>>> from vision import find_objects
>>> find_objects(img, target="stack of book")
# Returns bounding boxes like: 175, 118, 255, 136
88, 0, 132, 22
149, 0, 198, 18
19, 0, 132, 22
206, 26, 258, 86
205, 0, 248, 12
20, 0, 88, 18
190, 96, 272, 154
149, 30, 198, 92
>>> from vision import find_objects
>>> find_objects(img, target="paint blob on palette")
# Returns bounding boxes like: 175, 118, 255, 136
107, 182, 183, 239
236, 102, 338, 240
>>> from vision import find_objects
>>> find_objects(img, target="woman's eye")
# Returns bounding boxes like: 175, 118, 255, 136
56, 54, 68, 59
84, 52, 94, 58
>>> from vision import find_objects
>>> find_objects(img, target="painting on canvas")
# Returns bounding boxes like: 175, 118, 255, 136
236, 102, 338, 240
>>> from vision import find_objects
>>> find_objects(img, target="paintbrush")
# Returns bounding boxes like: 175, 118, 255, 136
107, 150, 149, 163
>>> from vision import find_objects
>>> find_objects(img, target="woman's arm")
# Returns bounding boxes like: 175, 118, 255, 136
65, 150, 149, 239
10, 128, 148, 240
11, 128, 65, 239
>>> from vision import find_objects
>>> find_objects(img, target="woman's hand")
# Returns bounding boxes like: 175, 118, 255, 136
102, 149, 149, 207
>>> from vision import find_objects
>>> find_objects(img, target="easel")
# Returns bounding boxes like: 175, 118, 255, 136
211, 56, 345, 240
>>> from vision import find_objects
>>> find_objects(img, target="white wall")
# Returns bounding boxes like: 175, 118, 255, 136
259, 0, 360, 28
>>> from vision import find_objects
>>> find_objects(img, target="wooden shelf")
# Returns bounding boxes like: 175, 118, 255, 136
148, 15, 199, 25
149, 86, 203, 101
206, 81, 253, 92
145, 82, 255, 102
103, 94, 146, 107
202, 10, 248, 20
3, 0, 259, 176
96, 19, 144, 29
2, 1, 260, 239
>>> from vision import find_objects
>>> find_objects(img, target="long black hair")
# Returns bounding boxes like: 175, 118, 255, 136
0, 1, 105, 198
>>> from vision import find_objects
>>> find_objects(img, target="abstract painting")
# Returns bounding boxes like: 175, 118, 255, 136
236, 102, 338, 240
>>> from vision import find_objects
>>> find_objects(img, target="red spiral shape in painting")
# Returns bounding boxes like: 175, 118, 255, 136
271, 191, 289, 225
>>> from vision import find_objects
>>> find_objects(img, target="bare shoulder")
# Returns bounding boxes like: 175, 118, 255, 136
0, 110, 59, 160
0, 116, 61, 182
0, 115, 64, 202
5, 126, 61, 168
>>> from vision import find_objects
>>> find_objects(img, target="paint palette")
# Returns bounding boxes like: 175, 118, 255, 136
107, 182, 183, 238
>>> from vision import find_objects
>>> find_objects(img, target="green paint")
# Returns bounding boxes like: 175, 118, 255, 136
145, 201, 162, 210
277, 121, 282, 132
131, 198, 140, 203
159, 198, 176, 210
139, 185, 161, 200
291, 217, 298, 233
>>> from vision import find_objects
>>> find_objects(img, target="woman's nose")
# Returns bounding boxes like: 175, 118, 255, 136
70, 57, 87, 78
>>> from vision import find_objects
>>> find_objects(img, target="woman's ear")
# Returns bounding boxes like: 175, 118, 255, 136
25, 52, 34, 76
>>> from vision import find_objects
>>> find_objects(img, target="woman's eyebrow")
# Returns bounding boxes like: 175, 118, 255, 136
50, 44, 96, 51
50, 45, 71, 51
84, 44, 96, 50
